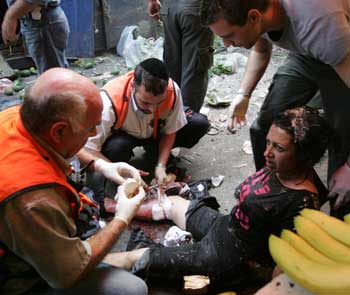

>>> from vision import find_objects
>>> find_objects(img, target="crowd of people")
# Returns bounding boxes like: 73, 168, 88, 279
1, 0, 350, 294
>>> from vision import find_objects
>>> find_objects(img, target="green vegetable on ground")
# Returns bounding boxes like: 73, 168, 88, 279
111, 68, 120, 76
20, 69, 31, 77
12, 79, 24, 92
30, 67, 38, 75
4, 87, 14, 96
208, 64, 232, 77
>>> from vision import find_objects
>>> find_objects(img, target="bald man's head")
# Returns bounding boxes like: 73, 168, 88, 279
21, 68, 102, 135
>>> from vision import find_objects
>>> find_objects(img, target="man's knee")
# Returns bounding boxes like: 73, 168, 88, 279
102, 135, 135, 163
191, 113, 210, 137
117, 275, 148, 295
79, 265, 148, 295
177, 112, 209, 148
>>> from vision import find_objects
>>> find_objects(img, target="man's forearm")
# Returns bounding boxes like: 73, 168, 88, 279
239, 39, 272, 96
76, 147, 110, 168
82, 218, 127, 274
6, 0, 37, 19
158, 133, 176, 165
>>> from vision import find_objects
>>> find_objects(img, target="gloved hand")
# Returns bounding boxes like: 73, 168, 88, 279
155, 164, 168, 186
114, 184, 146, 225
94, 159, 143, 186
227, 94, 250, 131
328, 162, 350, 217
148, 0, 161, 21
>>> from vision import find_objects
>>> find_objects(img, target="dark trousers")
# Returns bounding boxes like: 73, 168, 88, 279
160, 0, 214, 112
101, 111, 210, 163
250, 53, 350, 179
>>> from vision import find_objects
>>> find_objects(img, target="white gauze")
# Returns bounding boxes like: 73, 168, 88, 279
151, 195, 173, 221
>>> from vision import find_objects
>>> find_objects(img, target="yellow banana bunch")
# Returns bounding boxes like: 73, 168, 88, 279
269, 209, 350, 294
300, 208, 350, 245
280, 229, 337, 265
344, 212, 350, 224
269, 235, 350, 294
294, 215, 350, 263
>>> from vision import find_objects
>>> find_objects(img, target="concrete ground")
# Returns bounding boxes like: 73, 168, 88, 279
0, 47, 328, 294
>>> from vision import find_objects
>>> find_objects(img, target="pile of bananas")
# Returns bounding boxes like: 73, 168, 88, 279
269, 208, 350, 294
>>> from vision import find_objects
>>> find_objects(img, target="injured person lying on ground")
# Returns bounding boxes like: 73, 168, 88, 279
102, 106, 333, 292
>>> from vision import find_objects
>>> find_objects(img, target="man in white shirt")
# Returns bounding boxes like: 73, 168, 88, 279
78, 58, 209, 189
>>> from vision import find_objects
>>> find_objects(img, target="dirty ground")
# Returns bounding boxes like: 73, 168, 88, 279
0, 46, 328, 294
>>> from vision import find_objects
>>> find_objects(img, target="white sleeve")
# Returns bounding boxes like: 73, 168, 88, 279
162, 82, 187, 135
84, 91, 116, 152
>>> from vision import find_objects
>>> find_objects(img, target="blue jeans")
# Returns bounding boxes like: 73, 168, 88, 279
28, 263, 148, 295
20, 6, 69, 73
250, 53, 350, 179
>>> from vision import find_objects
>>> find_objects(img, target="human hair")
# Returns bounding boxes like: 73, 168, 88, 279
273, 106, 331, 169
20, 87, 87, 135
133, 58, 169, 96
200, 0, 269, 26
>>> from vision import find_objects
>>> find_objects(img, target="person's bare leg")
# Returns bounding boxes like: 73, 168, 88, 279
104, 195, 190, 224
103, 248, 149, 270
167, 196, 190, 229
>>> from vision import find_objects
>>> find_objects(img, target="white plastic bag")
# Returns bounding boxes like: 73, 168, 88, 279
117, 25, 164, 68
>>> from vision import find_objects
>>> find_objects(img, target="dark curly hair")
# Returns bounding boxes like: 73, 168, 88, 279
200, 0, 269, 26
273, 106, 332, 169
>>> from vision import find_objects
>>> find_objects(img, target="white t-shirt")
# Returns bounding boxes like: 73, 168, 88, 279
85, 81, 187, 152
263, 0, 350, 66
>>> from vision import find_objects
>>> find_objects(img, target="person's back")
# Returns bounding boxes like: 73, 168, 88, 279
263, 0, 350, 66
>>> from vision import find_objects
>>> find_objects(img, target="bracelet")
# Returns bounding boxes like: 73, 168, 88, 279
237, 88, 251, 97
156, 163, 165, 168
114, 215, 128, 226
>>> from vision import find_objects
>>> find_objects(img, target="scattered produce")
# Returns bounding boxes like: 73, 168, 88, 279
73, 58, 96, 69
18, 89, 25, 101
111, 68, 120, 76
30, 67, 38, 75
4, 87, 14, 96
300, 208, 350, 245
12, 79, 24, 92
294, 215, 350, 263
280, 229, 336, 265
208, 64, 232, 77
20, 69, 31, 77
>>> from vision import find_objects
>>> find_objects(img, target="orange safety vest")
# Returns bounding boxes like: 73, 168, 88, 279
0, 106, 96, 220
102, 71, 176, 138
